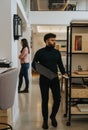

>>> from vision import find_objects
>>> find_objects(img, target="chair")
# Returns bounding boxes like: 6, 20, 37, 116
0, 68, 18, 130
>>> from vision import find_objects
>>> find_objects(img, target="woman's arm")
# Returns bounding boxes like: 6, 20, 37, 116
19, 47, 28, 59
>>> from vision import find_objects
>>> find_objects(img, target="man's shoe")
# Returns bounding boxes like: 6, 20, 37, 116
42, 121, 48, 129
23, 89, 29, 93
18, 90, 21, 93
50, 116, 57, 127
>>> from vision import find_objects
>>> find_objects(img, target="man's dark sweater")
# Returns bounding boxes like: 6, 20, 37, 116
32, 46, 65, 75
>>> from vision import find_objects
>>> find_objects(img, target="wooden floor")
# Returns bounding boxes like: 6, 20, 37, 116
1, 75, 88, 130
32, 71, 39, 76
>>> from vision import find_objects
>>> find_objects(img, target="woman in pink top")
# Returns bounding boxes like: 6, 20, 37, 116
18, 38, 30, 93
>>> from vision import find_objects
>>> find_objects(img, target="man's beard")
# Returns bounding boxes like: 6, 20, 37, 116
48, 42, 55, 47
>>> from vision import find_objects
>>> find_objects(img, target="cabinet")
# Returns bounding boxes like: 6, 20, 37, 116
65, 21, 88, 126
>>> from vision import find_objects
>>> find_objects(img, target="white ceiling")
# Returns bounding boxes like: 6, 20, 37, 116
31, 25, 67, 33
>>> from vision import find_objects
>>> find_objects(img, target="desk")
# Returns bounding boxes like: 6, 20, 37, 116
0, 68, 13, 74
0, 62, 12, 68
0, 68, 9, 74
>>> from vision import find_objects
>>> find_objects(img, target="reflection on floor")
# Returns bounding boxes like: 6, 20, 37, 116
14, 76, 88, 130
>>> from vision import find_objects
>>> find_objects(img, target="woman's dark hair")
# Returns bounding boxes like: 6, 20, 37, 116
44, 33, 56, 42
21, 38, 30, 53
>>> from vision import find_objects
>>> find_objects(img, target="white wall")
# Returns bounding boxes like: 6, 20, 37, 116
0, 0, 12, 60
11, 0, 18, 67
0, 0, 18, 67
0, 0, 30, 125
17, 0, 28, 24
0, 0, 19, 124
10, 0, 19, 124
0, 0, 31, 126
30, 11, 88, 25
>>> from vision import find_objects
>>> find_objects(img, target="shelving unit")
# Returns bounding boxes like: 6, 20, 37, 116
64, 21, 88, 126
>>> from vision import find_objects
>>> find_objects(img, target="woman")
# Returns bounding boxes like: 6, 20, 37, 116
18, 38, 30, 93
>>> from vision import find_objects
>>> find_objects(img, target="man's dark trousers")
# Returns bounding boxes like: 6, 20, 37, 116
39, 75, 61, 121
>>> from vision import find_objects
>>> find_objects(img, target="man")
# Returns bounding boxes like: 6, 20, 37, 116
32, 33, 66, 129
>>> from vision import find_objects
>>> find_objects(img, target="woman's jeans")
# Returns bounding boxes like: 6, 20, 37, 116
18, 63, 29, 91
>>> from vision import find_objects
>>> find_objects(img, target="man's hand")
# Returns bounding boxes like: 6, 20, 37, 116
63, 73, 69, 79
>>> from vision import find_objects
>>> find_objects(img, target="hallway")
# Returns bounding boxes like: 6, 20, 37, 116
14, 75, 88, 130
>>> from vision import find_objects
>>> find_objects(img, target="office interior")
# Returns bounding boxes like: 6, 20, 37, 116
0, 0, 88, 130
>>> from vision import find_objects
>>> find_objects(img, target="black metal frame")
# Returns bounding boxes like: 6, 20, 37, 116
65, 21, 88, 126
13, 14, 22, 40
63, 26, 69, 118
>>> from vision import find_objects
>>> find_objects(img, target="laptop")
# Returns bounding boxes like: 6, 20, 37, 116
35, 62, 57, 80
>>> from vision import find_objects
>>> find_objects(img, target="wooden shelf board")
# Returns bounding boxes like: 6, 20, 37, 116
71, 87, 88, 98
72, 72, 88, 77
71, 106, 88, 114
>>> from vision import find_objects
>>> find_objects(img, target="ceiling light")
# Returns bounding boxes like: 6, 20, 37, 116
37, 26, 67, 33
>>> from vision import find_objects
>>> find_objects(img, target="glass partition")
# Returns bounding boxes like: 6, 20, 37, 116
30, 0, 88, 11
21, 0, 27, 11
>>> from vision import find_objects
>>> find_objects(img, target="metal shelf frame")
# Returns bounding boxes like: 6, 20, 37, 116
64, 21, 88, 126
